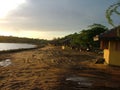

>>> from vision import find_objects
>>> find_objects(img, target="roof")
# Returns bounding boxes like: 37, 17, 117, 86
99, 25, 120, 40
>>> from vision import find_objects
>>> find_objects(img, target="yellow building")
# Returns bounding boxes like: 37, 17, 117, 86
99, 26, 120, 66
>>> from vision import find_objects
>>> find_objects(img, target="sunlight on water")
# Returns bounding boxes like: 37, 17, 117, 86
0, 59, 12, 67
0, 43, 36, 51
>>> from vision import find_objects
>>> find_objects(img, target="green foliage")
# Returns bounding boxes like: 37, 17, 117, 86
51, 24, 108, 49
79, 24, 108, 48
106, 1, 120, 27
69, 33, 80, 47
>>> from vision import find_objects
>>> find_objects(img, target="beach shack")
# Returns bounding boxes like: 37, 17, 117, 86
99, 26, 120, 66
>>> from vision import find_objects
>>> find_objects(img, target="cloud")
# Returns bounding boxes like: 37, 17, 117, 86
0, 0, 118, 39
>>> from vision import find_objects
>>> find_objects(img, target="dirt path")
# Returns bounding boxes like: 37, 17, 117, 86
0, 45, 120, 90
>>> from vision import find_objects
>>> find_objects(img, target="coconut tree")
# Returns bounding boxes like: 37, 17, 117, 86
106, 1, 120, 27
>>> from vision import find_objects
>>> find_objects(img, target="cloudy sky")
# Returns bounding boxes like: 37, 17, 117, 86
0, 0, 119, 40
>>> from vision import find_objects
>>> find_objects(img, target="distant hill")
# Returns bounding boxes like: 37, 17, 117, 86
0, 36, 48, 45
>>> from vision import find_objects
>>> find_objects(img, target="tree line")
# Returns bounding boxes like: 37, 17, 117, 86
50, 24, 108, 51
0, 36, 48, 45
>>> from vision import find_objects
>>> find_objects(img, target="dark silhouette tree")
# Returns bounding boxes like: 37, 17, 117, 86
79, 24, 108, 48
53, 24, 108, 50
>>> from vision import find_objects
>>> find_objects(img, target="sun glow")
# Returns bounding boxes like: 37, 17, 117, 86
0, 30, 15, 36
0, 0, 26, 18
0, 29, 44, 39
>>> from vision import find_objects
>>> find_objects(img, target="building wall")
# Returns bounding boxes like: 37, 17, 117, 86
103, 41, 110, 64
104, 49, 110, 64
109, 41, 120, 66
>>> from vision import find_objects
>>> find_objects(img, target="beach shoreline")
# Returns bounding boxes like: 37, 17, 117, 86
0, 45, 120, 90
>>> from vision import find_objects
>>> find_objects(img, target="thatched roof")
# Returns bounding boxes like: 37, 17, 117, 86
99, 25, 120, 40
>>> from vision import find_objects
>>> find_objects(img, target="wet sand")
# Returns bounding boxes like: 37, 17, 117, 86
0, 45, 120, 90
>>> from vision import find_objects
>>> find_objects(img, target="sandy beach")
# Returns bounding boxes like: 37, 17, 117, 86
0, 45, 120, 90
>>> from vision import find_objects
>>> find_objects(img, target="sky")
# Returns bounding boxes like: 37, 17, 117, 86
0, 0, 119, 40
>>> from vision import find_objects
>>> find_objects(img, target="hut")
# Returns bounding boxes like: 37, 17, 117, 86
99, 26, 120, 66
94, 26, 120, 66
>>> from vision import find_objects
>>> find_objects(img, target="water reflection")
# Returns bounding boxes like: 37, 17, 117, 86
0, 59, 12, 67
66, 76, 93, 87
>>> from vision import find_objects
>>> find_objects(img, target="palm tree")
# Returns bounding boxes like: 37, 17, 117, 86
106, 1, 120, 27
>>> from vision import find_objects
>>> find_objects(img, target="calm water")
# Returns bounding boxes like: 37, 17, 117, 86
0, 43, 36, 51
